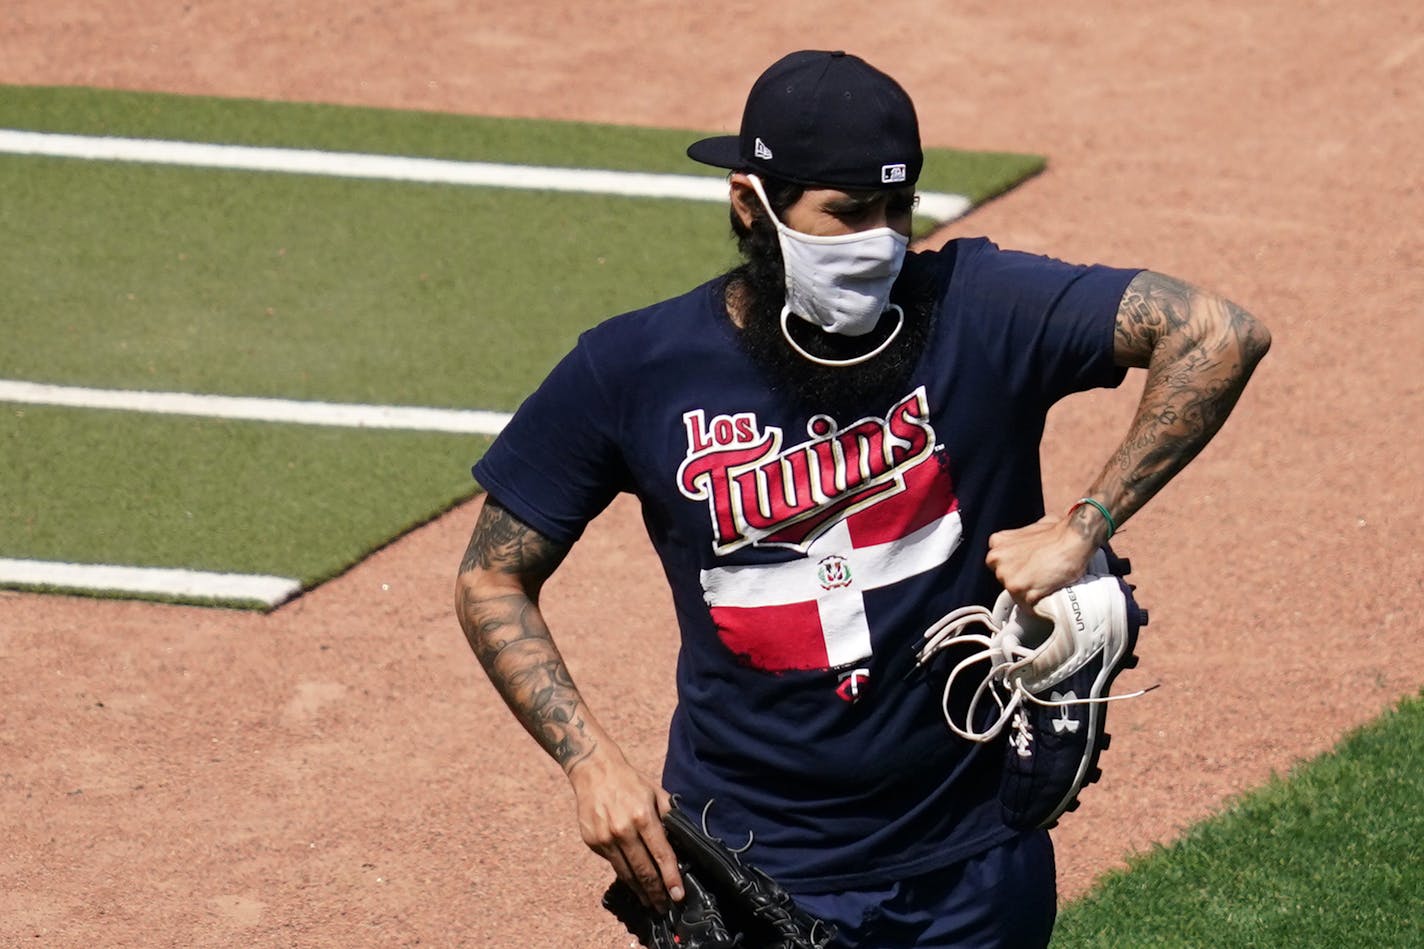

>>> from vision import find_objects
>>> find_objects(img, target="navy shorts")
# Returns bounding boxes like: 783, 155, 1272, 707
789, 830, 1057, 949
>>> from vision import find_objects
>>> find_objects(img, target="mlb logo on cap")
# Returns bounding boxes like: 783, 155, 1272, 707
882, 163, 907, 184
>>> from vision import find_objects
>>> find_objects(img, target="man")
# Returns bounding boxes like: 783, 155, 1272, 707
455, 49, 1269, 947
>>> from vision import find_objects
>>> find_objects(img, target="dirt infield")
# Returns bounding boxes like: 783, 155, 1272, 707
3, 2, 1422, 945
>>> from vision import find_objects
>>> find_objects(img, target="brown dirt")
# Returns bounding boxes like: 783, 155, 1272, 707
3, 2, 1422, 946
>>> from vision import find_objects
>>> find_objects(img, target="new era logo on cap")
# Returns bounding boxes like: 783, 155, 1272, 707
882, 163, 907, 184
754, 138, 774, 160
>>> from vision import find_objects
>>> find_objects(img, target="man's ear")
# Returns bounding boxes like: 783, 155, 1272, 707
728, 173, 760, 231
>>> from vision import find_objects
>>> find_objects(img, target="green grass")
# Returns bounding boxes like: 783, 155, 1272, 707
2, 403, 486, 584
0, 84, 1044, 606
1, 155, 732, 409
1053, 691, 1424, 947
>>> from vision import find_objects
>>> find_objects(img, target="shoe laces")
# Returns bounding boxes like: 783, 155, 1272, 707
916, 602, 1155, 745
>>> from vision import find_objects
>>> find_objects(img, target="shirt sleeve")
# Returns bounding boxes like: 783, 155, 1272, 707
955, 240, 1142, 405
471, 336, 631, 546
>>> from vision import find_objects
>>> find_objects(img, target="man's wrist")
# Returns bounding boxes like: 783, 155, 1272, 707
1067, 497, 1115, 544
565, 741, 623, 785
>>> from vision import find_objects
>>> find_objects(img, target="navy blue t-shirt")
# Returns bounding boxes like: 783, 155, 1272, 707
473, 237, 1139, 891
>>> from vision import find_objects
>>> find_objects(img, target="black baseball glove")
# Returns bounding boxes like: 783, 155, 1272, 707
601, 802, 835, 949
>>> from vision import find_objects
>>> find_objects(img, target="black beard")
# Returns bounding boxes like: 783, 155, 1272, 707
726, 232, 938, 419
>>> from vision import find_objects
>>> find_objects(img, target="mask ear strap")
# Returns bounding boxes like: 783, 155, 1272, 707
745, 173, 783, 229
779, 303, 904, 368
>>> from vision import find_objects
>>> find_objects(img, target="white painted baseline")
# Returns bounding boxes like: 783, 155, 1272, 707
0, 129, 973, 221
0, 380, 510, 434
0, 558, 301, 607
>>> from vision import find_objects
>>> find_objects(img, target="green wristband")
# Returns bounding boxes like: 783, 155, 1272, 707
1072, 497, 1117, 539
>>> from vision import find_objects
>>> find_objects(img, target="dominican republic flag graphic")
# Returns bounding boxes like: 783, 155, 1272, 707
698, 440, 961, 674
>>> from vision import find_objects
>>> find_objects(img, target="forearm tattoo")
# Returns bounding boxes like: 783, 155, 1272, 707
456, 500, 593, 770
1092, 271, 1271, 529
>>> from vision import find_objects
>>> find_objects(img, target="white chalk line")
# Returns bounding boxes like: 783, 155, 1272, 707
0, 129, 974, 222
1, 380, 506, 605
0, 558, 301, 607
0, 380, 511, 434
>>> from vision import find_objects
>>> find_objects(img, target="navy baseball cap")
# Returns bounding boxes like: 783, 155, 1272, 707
687, 50, 923, 189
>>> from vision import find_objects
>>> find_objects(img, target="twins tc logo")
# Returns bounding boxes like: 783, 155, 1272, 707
676, 387, 936, 555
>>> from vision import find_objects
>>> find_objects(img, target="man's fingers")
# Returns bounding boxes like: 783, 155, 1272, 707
1000, 579, 1034, 605
617, 834, 674, 912
642, 821, 685, 904
604, 837, 666, 911
602, 848, 645, 907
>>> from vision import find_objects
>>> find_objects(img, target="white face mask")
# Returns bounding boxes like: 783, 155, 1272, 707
747, 174, 910, 367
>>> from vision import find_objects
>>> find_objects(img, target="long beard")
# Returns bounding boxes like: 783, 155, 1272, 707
727, 231, 937, 417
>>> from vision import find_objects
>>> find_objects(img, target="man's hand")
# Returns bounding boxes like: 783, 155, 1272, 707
986, 514, 1098, 606
570, 752, 684, 912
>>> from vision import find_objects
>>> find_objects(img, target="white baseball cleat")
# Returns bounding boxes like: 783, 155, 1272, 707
916, 548, 1152, 829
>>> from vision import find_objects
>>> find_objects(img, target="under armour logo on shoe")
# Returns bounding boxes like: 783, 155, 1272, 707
754, 137, 774, 160
1050, 690, 1080, 734
1010, 710, 1033, 758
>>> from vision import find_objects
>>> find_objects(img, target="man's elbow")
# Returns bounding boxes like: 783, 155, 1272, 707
1204, 292, 1272, 372
1230, 305, 1272, 373
1243, 313, 1272, 367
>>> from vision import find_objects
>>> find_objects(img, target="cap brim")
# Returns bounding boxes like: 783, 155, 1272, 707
686, 134, 742, 170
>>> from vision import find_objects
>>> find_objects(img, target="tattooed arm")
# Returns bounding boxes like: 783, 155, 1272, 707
455, 495, 683, 910
987, 271, 1271, 603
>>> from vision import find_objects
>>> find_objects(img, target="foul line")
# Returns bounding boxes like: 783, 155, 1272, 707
0, 558, 301, 607
0, 380, 511, 434
0, 129, 974, 221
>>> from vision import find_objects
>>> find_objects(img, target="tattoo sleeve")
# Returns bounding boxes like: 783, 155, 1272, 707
454, 499, 596, 771
1079, 271, 1271, 537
